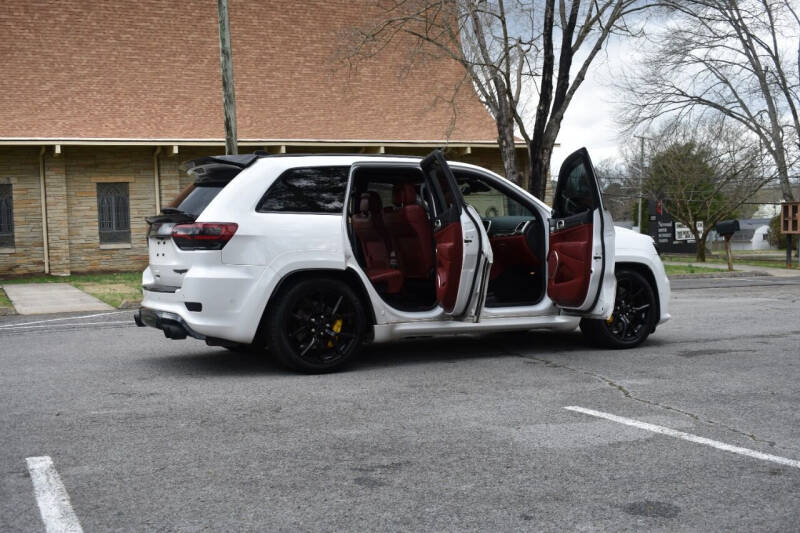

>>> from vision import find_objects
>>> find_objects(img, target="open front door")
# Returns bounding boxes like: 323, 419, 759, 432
420, 150, 488, 317
547, 148, 615, 319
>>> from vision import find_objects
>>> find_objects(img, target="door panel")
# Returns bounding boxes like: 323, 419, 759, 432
420, 151, 488, 316
547, 223, 592, 307
434, 222, 463, 311
548, 148, 615, 318
489, 234, 540, 281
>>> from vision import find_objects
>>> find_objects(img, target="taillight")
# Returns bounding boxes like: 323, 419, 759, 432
171, 223, 238, 250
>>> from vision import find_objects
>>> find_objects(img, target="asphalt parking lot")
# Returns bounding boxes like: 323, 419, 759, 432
2, 276, 800, 532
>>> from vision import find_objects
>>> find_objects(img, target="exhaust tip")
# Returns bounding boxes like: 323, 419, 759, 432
162, 322, 188, 340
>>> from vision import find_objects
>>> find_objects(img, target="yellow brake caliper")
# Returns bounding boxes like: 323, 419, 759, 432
327, 318, 343, 348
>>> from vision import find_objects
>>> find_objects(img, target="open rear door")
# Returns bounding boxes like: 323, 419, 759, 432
420, 150, 488, 317
547, 148, 615, 319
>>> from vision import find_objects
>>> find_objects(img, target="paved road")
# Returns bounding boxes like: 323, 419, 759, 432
2, 278, 799, 531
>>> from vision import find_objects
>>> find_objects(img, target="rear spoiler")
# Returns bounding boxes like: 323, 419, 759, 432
180, 153, 261, 185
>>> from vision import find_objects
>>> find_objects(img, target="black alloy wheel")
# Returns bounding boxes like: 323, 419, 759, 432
580, 268, 656, 348
268, 278, 366, 372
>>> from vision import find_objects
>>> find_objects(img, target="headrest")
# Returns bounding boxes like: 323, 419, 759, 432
393, 183, 417, 206
359, 191, 382, 215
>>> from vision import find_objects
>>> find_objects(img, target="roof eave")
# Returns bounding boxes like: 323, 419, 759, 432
0, 137, 529, 148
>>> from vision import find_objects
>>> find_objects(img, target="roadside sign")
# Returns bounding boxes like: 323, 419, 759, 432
674, 221, 704, 241
649, 200, 699, 254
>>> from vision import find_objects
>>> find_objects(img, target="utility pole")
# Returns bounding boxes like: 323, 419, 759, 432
217, 0, 238, 155
633, 135, 650, 233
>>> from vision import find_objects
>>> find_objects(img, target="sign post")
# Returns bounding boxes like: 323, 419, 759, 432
780, 202, 799, 268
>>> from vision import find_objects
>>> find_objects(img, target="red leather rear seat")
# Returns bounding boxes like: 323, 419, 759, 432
351, 192, 404, 293
383, 183, 435, 279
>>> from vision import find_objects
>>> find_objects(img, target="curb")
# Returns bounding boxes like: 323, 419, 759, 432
118, 300, 142, 310
668, 271, 771, 279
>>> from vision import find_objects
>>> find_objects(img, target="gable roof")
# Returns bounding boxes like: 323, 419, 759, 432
0, 0, 499, 144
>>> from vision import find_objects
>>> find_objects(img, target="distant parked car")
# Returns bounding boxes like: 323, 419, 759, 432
135, 149, 670, 372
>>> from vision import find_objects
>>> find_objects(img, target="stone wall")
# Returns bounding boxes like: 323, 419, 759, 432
64, 147, 155, 273
0, 148, 45, 275
0, 144, 518, 275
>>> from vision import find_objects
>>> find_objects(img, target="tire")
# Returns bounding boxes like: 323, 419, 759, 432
266, 277, 367, 373
580, 268, 656, 349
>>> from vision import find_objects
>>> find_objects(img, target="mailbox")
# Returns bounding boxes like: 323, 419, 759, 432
715, 220, 740, 237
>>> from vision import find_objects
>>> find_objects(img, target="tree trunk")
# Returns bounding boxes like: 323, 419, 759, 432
529, 142, 553, 200
496, 108, 523, 185
693, 230, 707, 262
774, 147, 796, 202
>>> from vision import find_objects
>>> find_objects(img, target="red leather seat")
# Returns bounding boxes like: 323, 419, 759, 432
351, 192, 404, 293
383, 183, 435, 279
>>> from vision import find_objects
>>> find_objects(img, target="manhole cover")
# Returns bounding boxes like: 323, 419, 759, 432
623, 500, 680, 518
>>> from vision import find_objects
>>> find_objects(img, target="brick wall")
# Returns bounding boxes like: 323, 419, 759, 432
0, 148, 45, 275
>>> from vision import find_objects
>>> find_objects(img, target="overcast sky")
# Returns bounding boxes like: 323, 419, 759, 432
548, 36, 636, 176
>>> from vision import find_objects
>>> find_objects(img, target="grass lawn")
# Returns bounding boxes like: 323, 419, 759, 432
664, 264, 729, 276
663, 254, 800, 270
0, 288, 12, 310
0, 271, 142, 308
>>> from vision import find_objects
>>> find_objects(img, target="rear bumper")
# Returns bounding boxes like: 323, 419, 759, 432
135, 307, 205, 340
138, 264, 271, 343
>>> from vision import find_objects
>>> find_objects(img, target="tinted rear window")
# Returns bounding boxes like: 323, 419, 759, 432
176, 185, 224, 216
256, 166, 349, 214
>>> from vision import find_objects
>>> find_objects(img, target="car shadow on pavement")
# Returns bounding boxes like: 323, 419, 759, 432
142, 328, 657, 375
141, 348, 294, 377
354, 329, 590, 370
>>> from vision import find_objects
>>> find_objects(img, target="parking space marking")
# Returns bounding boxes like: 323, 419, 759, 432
1, 320, 132, 331
564, 406, 800, 469
25, 456, 84, 533
0, 310, 129, 329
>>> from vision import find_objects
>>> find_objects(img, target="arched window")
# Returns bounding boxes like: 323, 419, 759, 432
0, 184, 13, 248
97, 183, 130, 244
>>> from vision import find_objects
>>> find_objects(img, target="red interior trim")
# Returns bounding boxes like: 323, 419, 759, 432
547, 223, 592, 307
434, 222, 462, 312
489, 234, 540, 280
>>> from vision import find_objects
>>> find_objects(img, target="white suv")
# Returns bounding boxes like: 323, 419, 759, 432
135, 149, 670, 372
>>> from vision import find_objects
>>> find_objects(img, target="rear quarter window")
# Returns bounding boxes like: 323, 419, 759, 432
256, 166, 350, 214
174, 185, 225, 216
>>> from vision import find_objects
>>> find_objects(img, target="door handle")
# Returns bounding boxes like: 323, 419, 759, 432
464, 238, 473, 243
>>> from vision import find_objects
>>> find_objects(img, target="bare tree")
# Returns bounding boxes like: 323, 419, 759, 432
621, 0, 800, 202
594, 157, 639, 222
346, 0, 649, 197
644, 118, 772, 261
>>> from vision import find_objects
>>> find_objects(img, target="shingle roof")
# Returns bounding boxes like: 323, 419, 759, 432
0, 0, 499, 143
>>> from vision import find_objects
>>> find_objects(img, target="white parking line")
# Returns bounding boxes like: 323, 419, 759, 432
564, 406, 800, 469
1, 320, 132, 331
25, 456, 84, 533
0, 310, 129, 329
